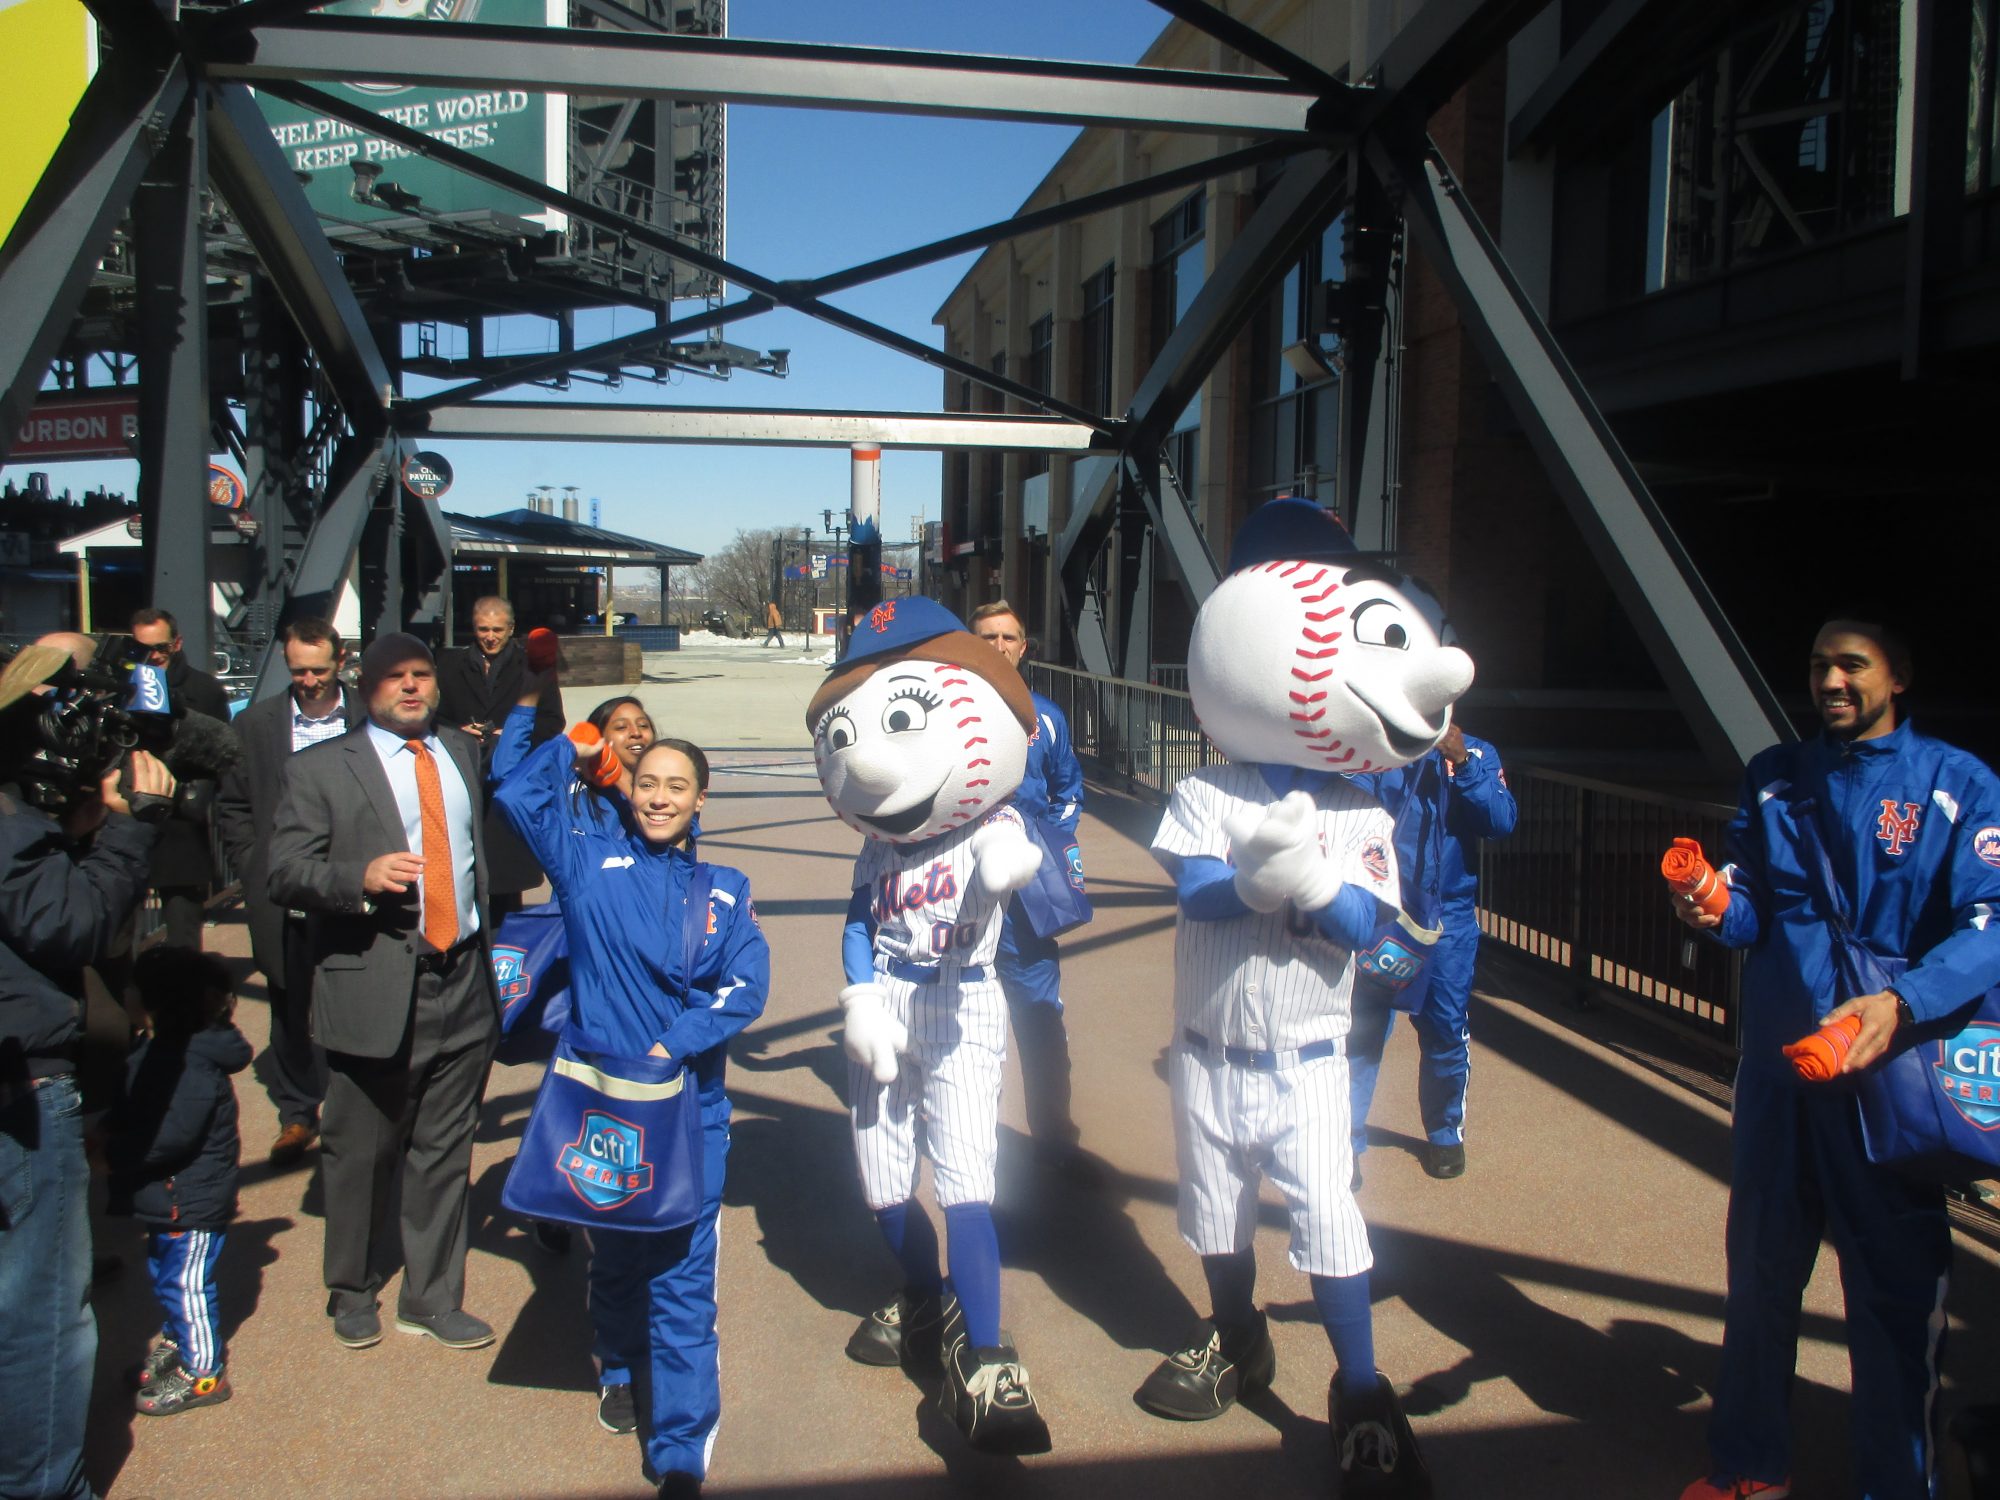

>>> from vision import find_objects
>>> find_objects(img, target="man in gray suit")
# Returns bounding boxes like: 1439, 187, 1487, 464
215, 617, 359, 1168
270, 633, 500, 1352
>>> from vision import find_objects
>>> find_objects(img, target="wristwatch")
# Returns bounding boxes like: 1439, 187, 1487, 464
1888, 988, 1916, 1029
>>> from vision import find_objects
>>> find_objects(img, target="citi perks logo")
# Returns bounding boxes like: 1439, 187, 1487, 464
1933, 1025, 2000, 1130
1065, 842, 1085, 893
492, 946, 531, 1006
557, 1111, 655, 1210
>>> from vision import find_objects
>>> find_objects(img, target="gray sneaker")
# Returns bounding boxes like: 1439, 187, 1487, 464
395, 1309, 496, 1350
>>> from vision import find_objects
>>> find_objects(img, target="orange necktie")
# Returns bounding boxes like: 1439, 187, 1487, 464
406, 739, 460, 951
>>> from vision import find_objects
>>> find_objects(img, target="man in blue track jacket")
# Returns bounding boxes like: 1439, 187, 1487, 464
1346, 724, 1517, 1181
971, 602, 1093, 1178
1675, 618, 2000, 1500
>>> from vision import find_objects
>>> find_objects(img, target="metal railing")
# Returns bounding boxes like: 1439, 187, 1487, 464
1027, 662, 1744, 1055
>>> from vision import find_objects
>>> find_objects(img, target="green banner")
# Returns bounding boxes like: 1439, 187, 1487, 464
255, 0, 563, 228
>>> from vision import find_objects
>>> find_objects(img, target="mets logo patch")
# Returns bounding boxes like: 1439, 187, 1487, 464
1065, 842, 1086, 892
491, 945, 531, 1006
1934, 1026, 2000, 1130
1876, 799, 1922, 856
1975, 827, 2000, 869
1359, 836, 1391, 884
557, 1111, 655, 1210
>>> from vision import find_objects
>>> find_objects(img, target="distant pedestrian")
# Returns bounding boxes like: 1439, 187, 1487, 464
762, 600, 785, 649
107, 946, 253, 1416
438, 597, 563, 918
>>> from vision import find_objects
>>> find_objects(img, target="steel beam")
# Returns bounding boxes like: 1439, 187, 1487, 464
807, 140, 1304, 299
405, 296, 774, 413
1357, 0, 1547, 122
425, 403, 1107, 451
1143, 0, 1344, 96
0, 61, 186, 464
252, 434, 386, 698
1504, 0, 1652, 156
213, 19, 1332, 137
257, 80, 1114, 430
205, 82, 393, 436
132, 94, 214, 664
1372, 131, 1789, 773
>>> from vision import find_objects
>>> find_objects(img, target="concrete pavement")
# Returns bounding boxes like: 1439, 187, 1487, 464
84, 635, 2000, 1497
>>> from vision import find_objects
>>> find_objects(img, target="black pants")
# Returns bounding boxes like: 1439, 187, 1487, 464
320, 944, 496, 1319
264, 920, 327, 1131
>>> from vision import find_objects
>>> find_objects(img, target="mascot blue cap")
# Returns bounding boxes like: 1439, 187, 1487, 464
837, 595, 966, 669
1225, 495, 1360, 575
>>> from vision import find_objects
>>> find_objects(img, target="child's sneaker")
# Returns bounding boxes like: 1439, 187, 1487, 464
135, 1365, 232, 1416
1678, 1478, 1790, 1499
131, 1336, 181, 1389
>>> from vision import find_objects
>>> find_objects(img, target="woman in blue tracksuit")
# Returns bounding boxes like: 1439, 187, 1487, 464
494, 714, 767, 1500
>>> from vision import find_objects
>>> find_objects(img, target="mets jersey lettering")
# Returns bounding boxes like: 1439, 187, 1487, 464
853, 804, 1023, 968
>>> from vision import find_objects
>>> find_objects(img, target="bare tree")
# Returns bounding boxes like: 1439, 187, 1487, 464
683, 528, 779, 633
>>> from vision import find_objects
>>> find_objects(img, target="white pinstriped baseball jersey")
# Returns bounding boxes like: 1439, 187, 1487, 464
851, 803, 1025, 970
1152, 764, 1399, 1050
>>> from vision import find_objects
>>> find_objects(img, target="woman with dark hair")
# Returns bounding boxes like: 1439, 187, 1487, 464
494, 666, 766, 1500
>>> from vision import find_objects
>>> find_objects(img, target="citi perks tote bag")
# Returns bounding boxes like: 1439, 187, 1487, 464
501, 867, 713, 1230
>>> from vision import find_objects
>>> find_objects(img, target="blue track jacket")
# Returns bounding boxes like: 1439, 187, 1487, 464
493, 731, 768, 1101
1347, 733, 1517, 917
1715, 722, 2000, 1051
1016, 691, 1083, 836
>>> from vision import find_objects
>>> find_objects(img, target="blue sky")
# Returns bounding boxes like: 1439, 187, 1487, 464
12, 0, 1170, 557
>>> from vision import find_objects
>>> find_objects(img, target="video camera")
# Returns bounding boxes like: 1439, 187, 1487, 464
0, 635, 236, 819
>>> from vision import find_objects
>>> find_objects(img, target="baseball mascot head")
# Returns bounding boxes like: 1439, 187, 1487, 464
1190, 497, 1473, 774
807, 597, 1037, 845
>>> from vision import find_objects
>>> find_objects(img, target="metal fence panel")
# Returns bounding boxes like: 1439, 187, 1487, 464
1026, 661, 1743, 1054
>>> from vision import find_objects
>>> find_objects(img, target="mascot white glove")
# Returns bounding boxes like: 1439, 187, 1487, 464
970, 817, 1042, 899
1223, 790, 1342, 913
839, 981, 907, 1085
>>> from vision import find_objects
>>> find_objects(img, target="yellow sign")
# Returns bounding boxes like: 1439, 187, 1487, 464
0, 0, 97, 251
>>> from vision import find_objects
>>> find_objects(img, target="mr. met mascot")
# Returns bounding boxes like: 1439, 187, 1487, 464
1141, 497, 1473, 1498
808, 596, 1054, 1455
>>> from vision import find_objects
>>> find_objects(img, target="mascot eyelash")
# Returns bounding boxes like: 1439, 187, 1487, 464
816, 706, 855, 746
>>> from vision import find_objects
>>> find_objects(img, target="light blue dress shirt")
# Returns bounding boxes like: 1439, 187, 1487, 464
364, 718, 480, 942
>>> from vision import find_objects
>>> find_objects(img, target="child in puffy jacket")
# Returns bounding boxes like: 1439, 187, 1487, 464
107, 946, 252, 1416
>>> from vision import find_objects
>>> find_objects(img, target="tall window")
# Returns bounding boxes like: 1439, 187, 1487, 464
1021, 313, 1053, 481
1151, 192, 1206, 493
1247, 208, 1344, 511
1078, 264, 1116, 418
979, 352, 1006, 543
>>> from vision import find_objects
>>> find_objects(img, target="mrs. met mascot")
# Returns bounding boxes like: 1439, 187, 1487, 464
808, 597, 1055, 1455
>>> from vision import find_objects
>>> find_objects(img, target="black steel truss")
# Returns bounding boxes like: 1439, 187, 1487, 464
0, 0, 1794, 771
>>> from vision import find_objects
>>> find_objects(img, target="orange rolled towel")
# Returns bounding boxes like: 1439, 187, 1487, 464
524, 627, 560, 671
566, 721, 623, 788
1661, 837, 1731, 918
1783, 1014, 1863, 1081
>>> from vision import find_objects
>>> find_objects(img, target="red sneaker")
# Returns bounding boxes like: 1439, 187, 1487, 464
1678, 1477, 1790, 1499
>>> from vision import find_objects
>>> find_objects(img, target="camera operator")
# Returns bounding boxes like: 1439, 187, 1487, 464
130, 608, 233, 950
0, 642, 176, 1500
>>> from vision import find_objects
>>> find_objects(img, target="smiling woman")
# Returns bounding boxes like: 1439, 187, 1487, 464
490, 662, 768, 1495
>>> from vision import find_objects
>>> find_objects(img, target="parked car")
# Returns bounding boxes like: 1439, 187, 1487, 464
700, 608, 733, 637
